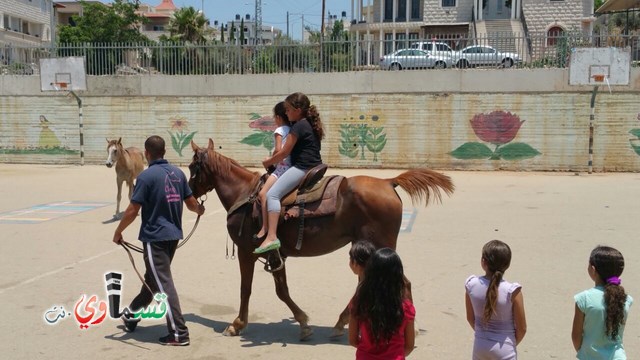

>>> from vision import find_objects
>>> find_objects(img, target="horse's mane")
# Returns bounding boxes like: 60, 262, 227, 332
205, 148, 261, 189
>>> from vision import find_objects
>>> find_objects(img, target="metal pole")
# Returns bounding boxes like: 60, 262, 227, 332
287, 11, 289, 38
69, 91, 84, 166
588, 86, 598, 174
320, 0, 326, 72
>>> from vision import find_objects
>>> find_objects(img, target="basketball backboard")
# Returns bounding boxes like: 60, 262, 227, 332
569, 47, 630, 86
39, 57, 87, 91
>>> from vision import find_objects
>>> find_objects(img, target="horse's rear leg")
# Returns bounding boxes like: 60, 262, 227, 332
224, 249, 256, 336
272, 265, 313, 341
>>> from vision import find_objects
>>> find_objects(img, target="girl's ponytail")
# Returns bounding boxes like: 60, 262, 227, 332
483, 270, 504, 323
604, 281, 627, 339
306, 104, 324, 140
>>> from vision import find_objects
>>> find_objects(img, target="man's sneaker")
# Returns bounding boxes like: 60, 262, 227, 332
159, 334, 190, 346
121, 314, 140, 333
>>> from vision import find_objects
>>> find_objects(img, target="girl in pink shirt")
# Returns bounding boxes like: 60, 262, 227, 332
349, 248, 416, 360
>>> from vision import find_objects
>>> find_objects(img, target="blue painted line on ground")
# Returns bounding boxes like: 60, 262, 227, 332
400, 208, 417, 233
0, 201, 111, 224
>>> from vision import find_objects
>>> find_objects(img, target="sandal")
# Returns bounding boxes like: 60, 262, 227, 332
253, 239, 281, 254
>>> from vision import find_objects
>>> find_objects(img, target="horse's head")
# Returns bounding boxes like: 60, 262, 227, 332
105, 138, 122, 168
188, 139, 216, 199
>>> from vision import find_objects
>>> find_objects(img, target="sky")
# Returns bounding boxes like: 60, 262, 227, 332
172, 0, 351, 39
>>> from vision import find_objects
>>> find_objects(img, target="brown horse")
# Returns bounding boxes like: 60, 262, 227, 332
105, 138, 145, 217
188, 139, 454, 340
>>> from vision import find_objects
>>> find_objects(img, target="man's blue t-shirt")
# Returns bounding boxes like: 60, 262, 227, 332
131, 159, 193, 242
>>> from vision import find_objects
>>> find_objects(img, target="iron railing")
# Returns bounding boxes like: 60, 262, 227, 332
0, 32, 638, 76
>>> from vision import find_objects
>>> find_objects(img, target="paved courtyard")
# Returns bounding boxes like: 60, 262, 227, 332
1, 164, 639, 359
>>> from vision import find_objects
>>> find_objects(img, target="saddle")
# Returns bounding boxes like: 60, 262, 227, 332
252, 164, 345, 250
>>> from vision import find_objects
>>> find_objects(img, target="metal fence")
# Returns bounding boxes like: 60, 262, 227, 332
1, 32, 638, 76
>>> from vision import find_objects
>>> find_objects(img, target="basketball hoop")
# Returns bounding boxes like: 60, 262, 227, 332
592, 74, 605, 82
52, 82, 68, 91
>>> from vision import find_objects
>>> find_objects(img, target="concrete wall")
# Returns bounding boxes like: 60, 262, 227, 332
1, 68, 640, 172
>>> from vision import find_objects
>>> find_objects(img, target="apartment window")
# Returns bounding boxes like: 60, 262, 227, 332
384, 0, 393, 21
442, 0, 456, 7
547, 26, 564, 46
384, 33, 393, 54
411, 0, 421, 20
396, 33, 407, 50
397, 0, 407, 21
3, 15, 9, 30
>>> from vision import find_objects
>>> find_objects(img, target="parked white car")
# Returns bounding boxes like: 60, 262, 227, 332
453, 45, 521, 68
410, 41, 454, 57
380, 49, 453, 70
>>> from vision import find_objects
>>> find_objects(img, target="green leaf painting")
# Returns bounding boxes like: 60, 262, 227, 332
629, 113, 640, 156
240, 112, 277, 153
451, 110, 541, 161
338, 114, 387, 161
449, 142, 494, 159
168, 117, 197, 157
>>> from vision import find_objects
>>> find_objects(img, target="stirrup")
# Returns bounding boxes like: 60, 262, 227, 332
263, 251, 285, 273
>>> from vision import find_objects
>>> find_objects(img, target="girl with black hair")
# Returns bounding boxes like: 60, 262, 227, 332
572, 245, 633, 359
465, 240, 527, 359
349, 248, 415, 359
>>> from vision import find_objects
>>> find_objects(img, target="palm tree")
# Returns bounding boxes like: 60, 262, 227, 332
167, 6, 208, 43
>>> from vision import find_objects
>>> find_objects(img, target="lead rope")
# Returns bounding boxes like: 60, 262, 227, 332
120, 196, 206, 293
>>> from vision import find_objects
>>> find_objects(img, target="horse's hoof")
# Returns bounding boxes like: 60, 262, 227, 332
299, 326, 313, 341
223, 325, 238, 337
329, 327, 344, 339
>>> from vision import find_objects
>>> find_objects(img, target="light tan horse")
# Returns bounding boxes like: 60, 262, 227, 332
105, 138, 145, 217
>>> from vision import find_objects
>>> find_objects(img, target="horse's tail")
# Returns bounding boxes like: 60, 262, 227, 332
390, 169, 454, 206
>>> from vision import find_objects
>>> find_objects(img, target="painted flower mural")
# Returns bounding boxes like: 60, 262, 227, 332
450, 111, 541, 160
629, 112, 640, 156
240, 112, 277, 152
167, 116, 197, 157
338, 114, 387, 161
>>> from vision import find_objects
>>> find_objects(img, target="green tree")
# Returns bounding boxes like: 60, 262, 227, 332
58, 0, 148, 43
164, 6, 208, 43
220, 24, 225, 43
240, 18, 246, 45
57, 0, 149, 75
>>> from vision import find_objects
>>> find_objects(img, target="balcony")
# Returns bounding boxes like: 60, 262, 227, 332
0, 28, 43, 45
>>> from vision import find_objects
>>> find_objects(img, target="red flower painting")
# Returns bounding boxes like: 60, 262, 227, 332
470, 111, 525, 145
451, 110, 540, 161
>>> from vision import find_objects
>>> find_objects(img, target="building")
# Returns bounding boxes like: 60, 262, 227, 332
348, 0, 595, 65
1, 0, 56, 68
138, 0, 177, 41
224, 13, 282, 45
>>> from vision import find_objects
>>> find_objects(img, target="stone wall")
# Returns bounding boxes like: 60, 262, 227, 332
1, 68, 640, 172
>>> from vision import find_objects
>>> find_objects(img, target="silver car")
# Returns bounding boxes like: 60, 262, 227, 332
380, 49, 452, 70
453, 45, 521, 68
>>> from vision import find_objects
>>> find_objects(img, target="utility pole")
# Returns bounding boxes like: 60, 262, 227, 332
320, 0, 326, 72
286, 11, 289, 38
255, 0, 262, 45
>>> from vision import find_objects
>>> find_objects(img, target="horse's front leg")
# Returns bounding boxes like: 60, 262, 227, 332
223, 248, 256, 336
330, 304, 350, 338
272, 264, 313, 341
115, 179, 123, 216
126, 179, 134, 201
